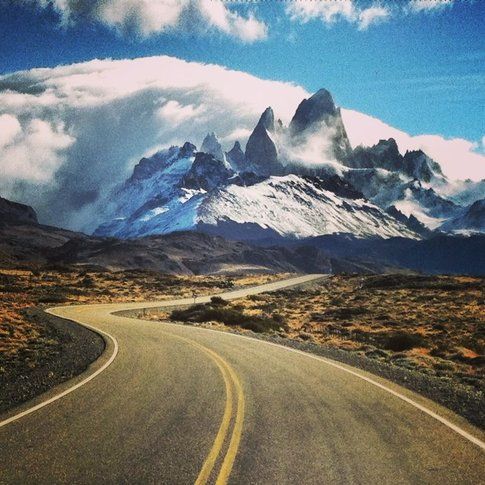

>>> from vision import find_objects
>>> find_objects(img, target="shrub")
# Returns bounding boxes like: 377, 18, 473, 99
37, 292, 68, 304
324, 306, 368, 319
79, 276, 96, 288
384, 332, 427, 352
210, 296, 228, 306
170, 302, 284, 333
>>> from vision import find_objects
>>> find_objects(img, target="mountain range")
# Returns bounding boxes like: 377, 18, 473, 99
93, 88, 484, 242
1, 88, 484, 276
1, 195, 483, 276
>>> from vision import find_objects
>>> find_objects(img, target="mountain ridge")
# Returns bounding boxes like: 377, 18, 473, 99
0, 195, 483, 276
93, 87, 484, 241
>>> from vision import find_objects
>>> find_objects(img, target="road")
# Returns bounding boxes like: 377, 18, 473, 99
0, 274, 484, 484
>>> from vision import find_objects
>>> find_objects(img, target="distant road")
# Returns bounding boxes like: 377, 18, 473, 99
1, 274, 484, 484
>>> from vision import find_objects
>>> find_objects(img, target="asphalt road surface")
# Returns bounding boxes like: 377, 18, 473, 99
0, 274, 484, 484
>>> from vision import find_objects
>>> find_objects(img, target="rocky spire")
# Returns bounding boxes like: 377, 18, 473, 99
289, 89, 337, 135
258, 107, 275, 132
201, 132, 225, 162
403, 150, 444, 183
180, 141, 196, 158
226, 141, 246, 172
289, 88, 352, 161
245, 107, 283, 176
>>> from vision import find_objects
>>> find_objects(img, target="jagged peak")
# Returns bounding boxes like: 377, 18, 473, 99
226, 140, 246, 172
376, 138, 398, 148
182, 151, 234, 192
308, 88, 335, 109
256, 107, 275, 133
201, 131, 219, 147
180, 141, 196, 157
289, 89, 340, 136
201, 132, 225, 162
290, 88, 337, 135
404, 148, 427, 158
230, 140, 242, 151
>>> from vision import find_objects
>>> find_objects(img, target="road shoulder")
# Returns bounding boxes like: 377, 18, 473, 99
0, 307, 105, 417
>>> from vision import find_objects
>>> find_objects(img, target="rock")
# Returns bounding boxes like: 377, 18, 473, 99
130, 143, 195, 182
349, 138, 402, 171
226, 141, 246, 172
440, 198, 485, 233
0, 197, 38, 225
403, 150, 443, 182
181, 152, 234, 191
245, 107, 283, 176
180, 141, 197, 158
386, 205, 431, 237
201, 132, 226, 162
289, 88, 352, 160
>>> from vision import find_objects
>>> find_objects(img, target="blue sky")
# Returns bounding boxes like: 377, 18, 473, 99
0, 0, 483, 141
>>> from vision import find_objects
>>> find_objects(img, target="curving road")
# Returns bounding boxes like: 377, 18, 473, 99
0, 274, 484, 484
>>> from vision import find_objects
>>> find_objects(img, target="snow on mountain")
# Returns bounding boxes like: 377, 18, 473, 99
95, 142, 197, 237
439, 199, 485, 234
97, 168, 418, 240
94, 88, 484, 239
435, 179, 485, 207
197, 175, 417, 239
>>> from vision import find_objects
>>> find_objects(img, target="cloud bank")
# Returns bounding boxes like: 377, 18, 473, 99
22, 0, 267, 42
0, 55, 482, 231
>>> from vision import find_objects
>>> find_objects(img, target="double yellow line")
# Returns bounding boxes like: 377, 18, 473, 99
173, 335, 245, 485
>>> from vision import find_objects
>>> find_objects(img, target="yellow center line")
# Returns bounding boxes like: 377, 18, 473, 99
194, 348, 234, 485
215, 361, 245, 485
168, 334, 245, 485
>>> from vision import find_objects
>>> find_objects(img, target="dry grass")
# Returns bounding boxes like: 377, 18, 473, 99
0, 268, 291, 373
225, 275, 483, 389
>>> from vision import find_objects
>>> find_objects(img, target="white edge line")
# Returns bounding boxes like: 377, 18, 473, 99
0, 274, 316, 429
2, 273, 482, 453
178, 323, 485, 451
0, 310, 119, 429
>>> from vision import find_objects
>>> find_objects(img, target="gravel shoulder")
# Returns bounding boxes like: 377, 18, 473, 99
0, 307, 105, 414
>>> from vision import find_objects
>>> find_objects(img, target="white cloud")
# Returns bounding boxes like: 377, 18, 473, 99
286, 1, 391, 30
286, 1, 356, 25
0, 55, 482, 231
408, 0, 454, 13
0, 114, 21, 148
0, 56, 305, 230
342, 109, 485, 180
287, 0, 456, 29
157, 100, 206, 124
24, 0, 267, 42
358, 6, 390, 30
0, 117, 74, 187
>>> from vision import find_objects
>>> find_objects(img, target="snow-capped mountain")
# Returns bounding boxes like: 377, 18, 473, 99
95, 88, 484, 240
440, 199, 485, 234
